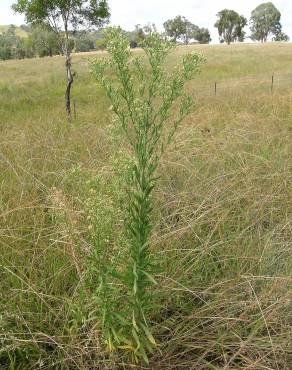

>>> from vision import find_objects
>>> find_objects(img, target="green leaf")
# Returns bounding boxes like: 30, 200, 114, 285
131, 327, 141, 350
141, 324, 157, 346
132, 312, 140, 332
140, 270, 158, 285
113, 312, 128, 326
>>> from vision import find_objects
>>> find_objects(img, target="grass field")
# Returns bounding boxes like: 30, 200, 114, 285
0, 43, 291, 369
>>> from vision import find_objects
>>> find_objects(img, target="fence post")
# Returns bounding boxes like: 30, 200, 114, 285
215, 82, 217, 95
271, 74, 274, 93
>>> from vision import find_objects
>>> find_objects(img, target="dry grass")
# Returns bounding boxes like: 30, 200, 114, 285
0, 43, 291, 369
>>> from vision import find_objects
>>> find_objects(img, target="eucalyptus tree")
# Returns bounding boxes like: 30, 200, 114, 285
12, 0, 110, 119
193, 27, 211, 44
163, 16, 210, 45
163, 15, 189, 43
273, 31, 289, 42
250, 2, 282, 42
215, 9, 247, 44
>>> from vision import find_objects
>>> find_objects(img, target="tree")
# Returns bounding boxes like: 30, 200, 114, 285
0, 33, 12, 60
29, 25, 60, 57
129, 23, 157, 47
163, 16, 188, 43
185, 21, 200, 44
250, 2, 282, 42
143, 23, 157, 35
133, 24, 146, 45
215, 9, 247, 44
0, 25, 19, 60
273, 31, 289, 42
12, 0, 110, 119
164, 17, 211, 45
193, 27, 211, 44
164, 16, 208, 45
15, 36, 35, 59
74, 35, 95, 52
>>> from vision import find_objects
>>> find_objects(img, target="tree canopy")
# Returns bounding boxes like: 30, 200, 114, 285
250, 2, 282, 42
163, 16, 211, 44
163, 16, 188, 43
193, 27, 211, 44
12, 0, 109, 31
214, 9, 247, 44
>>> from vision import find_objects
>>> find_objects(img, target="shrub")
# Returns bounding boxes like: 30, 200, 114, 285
90, 28, 204, 362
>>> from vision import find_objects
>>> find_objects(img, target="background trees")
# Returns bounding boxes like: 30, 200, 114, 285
250, 2, 283, 42
0, 26, 16, 60
0, 2, 289, 64
163, 16, 211, 44
12, 0, 110, 119
131, 24, 147, 45
214, 9, 247, 44
74, 32, 95, 53
0, 25, 102, 60
128, 23, 158, 47
29, 25, 60, 57
0, 24, 34, 60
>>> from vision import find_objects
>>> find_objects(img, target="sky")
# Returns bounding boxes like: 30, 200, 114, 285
1, 0, 292, 43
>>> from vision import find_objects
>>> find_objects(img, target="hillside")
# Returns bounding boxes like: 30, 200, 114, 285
0, 42, 291, 369
0, 24, 29, 37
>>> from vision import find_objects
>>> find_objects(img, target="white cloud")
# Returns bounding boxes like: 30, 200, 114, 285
0, 0, 291, 43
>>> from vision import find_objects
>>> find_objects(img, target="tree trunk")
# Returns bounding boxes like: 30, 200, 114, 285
65, 51, 73, 120
63, 20, 73, 121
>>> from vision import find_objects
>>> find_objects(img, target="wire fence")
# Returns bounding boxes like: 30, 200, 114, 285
192, 72, 292, 96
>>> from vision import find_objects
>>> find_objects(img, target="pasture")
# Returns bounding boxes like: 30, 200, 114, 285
0, 42, 291, 369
